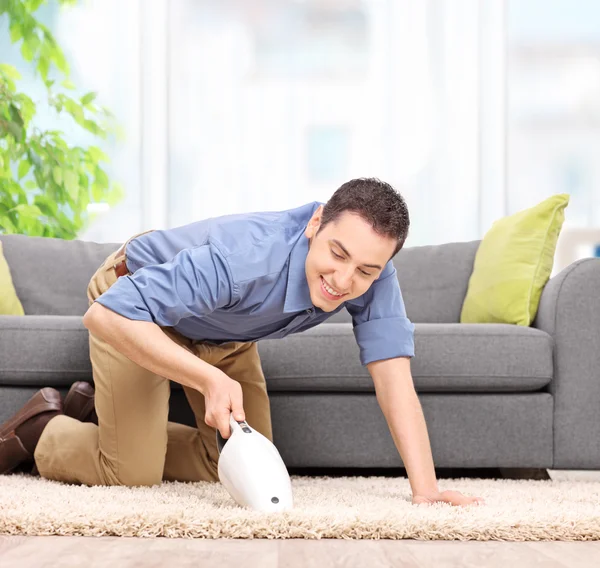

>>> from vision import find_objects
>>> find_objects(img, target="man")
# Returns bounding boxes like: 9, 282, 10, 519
0, 178, 484, 507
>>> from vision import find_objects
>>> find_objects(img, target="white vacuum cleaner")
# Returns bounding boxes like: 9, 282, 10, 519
216, 413, 294, 512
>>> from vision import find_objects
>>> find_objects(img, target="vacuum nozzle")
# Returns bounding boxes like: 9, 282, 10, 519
216, 413, 294, 512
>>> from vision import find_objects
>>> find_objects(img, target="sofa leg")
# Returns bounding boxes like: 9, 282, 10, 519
498, 468, 551, 480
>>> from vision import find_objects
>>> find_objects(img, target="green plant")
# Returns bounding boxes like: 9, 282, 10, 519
0, 0, 124, 239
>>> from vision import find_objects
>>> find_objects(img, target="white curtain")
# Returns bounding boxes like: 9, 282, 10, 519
60, 0, 506, 246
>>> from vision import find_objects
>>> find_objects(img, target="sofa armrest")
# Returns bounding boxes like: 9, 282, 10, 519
532, 257, 600, 468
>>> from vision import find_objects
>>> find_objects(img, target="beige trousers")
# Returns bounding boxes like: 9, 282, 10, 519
34, 233, 273, 486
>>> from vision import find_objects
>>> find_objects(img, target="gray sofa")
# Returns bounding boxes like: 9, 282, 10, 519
1, 234, 599, 473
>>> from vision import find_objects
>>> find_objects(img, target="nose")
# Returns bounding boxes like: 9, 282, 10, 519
333, 267, 354, 293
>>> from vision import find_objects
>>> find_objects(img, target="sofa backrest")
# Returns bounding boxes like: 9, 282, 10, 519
1, 234, 119, 316
0, 234, 480, 322
396, 239, 480, 323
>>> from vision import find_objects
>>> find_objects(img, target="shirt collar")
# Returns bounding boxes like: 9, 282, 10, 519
283, 232, 314, 313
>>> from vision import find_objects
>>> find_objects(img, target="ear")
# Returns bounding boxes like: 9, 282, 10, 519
304, 205, 324, 238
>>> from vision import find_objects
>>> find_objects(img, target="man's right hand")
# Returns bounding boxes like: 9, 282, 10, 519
202, 370, 246, 439
83, 304, 247, 436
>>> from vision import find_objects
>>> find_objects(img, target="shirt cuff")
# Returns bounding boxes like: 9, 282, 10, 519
353, 316, 415, 366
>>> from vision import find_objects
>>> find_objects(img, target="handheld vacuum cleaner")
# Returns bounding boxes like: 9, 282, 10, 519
216, 413, 294, 512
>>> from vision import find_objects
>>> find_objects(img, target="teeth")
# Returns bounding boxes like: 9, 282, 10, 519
322, 277, 343, 296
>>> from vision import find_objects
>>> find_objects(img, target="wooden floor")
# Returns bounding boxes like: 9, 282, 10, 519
1, 536, 599, 568
1, 469, 598, 568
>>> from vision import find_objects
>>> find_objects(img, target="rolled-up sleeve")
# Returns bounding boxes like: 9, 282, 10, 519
94, 244, 235, 327
345, 265, 415, 366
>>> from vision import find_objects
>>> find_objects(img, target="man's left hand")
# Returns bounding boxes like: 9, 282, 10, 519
412, 490, 486, 507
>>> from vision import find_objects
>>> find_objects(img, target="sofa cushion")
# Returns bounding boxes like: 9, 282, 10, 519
405, 323, 553, 392
0, 241, 24, 316
0, 235, 119, 316
0, 316, 89, 385
259, 323, 552, 392
0, 318, 553, 393
461, 194, 569, 326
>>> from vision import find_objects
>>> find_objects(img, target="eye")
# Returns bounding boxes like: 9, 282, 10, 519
331, 250, 371, 277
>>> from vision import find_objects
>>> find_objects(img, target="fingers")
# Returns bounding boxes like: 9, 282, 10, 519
442, 490, 486, 507
216, 401, 245, 440
206, 377, 245, 439
232, 397, 245, 423
463, 497, 486, 507
412, 493, 487, 507
217, 415, 231, 439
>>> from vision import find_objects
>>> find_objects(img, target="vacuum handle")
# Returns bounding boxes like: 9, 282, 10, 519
216, 414, 252, 455
229, 412, 252, 434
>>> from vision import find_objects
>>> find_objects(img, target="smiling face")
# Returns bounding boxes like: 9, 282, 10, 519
304, 205, 398, 312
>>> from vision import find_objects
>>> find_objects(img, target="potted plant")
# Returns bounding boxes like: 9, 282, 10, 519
0, 0, 123, 239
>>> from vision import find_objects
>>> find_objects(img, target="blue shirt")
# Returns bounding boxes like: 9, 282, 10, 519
95, 201, 415, 366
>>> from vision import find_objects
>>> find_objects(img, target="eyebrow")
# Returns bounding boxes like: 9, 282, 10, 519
329, 239, 383, 270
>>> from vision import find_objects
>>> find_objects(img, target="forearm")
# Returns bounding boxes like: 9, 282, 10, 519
378, 386, 438, 496
83, 302, 217, 394
369, 357, 439, 497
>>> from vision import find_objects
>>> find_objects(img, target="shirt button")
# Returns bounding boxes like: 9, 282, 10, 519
306, 308, 314, 315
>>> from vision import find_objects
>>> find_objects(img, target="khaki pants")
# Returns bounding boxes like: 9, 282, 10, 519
34, 233, 273, 486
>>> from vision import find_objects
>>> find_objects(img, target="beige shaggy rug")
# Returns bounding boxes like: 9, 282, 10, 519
0, 473, 599, 541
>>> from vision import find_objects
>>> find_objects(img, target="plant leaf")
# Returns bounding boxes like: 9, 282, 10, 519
94, 166, 109, 189
0, 64, 21, 80
81, 91, 97, 105
87, 145, 109, 163
9, 104, 24, 127
34, 194, 58, 217
18, 160, 32, 179
9, 22, 22, 43
63, 170, 79, 198
52, 166, 63, 185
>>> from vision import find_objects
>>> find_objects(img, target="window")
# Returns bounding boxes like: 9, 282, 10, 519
10, 0, 566, 249
166, 0, 483, 246
307, 126, 349, 183
508, 0, 600, 270
508, 0, 600, 224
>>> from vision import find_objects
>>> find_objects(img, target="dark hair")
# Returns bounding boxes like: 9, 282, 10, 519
317, 177, 410, 258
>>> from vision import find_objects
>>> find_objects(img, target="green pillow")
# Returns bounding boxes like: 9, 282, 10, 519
460, 194, 569, 326
0, 240, 25, 316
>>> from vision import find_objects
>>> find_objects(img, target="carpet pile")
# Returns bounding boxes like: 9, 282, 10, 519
0, 474, 598, 541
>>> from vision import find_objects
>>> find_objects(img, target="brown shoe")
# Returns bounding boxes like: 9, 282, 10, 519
0, 388, 62, 474
63, 381, 98, 425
